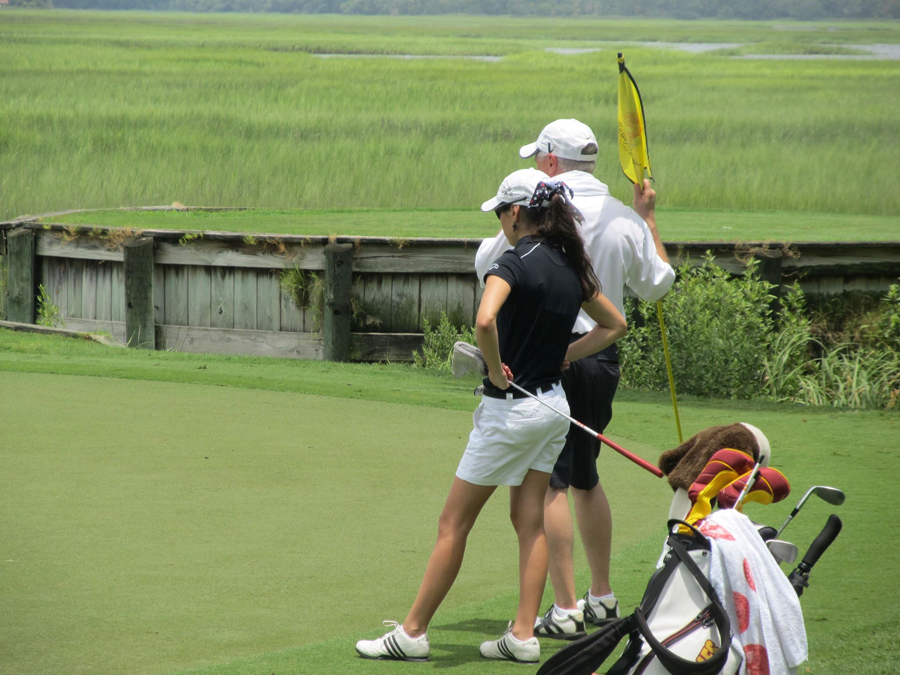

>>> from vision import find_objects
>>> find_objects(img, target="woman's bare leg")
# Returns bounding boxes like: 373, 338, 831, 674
508, 469, 552, 640
402, 477, 496, 637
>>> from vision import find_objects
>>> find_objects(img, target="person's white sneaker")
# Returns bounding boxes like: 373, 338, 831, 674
577, 592, 620, 626
534, 604, 587, 640
479, 623, 540, 663
355, 620, 430, 662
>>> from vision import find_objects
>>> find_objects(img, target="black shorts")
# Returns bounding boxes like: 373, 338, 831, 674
549, 341, 620, 491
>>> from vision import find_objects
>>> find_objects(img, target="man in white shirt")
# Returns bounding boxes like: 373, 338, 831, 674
474, 119, 675, 639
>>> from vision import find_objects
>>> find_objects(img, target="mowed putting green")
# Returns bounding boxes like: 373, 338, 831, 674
1, 336, 899, 674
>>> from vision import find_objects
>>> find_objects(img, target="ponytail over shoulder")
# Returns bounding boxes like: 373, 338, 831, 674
521, 194, 600, 301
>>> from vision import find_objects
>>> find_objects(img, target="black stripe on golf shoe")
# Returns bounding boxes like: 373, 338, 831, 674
389, 636, 406, 658
498, 638, 515, 660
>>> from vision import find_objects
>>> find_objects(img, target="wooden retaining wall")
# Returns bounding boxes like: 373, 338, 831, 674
2, 217, 899, 362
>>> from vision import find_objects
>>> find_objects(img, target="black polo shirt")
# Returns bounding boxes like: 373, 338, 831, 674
482, 235, 583, 395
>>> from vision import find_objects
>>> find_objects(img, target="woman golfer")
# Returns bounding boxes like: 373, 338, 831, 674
356, 169, 627, 664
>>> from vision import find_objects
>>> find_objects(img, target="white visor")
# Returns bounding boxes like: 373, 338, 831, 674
481, 168, 552, 213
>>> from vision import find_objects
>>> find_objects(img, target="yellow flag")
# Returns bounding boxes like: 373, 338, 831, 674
617, 52, 652, 187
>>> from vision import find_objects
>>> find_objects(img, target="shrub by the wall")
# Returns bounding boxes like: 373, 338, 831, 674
619, 253, 774, 400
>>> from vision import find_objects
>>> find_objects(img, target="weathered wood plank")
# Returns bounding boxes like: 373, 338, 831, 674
233, 269, 258, 330
41, 256, 68, 319
447, 274, 476, 327
81, 260, 98, 320
153, 264, 165, 326
353, 244, 477, 274
324, 243, 353, 361
256, 271, 281, 332
7, 229, 36, 324
187, 266, 212, 328
124, 238, 155, 350
349, 273, 366, 332
155, 240, 325, 270
279, 277, 304, 333
111, 263, 125, 322
95, 262, 113, 322
210, 267, 235, 329
63, 318, 128, 345
418, 274, 448, 329
0, 254, 6, 320
40, 255, 51, 298
364, 273, 393, 333
36, 232, 123, 262
351, 332, 424, 363
66, 259, 85, 319
157, 325, 324, 360
391, 274, 420, 333
164, 265, 189, 326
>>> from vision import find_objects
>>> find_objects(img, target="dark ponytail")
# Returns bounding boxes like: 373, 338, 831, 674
519, 194, 600, 301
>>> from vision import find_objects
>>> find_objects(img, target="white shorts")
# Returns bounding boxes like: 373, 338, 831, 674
456, 383, 570, 487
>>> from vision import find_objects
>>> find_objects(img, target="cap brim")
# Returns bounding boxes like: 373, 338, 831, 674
481, 196, 503, 212
518, 142, 539, 159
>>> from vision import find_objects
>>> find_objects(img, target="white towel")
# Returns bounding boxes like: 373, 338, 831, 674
699, 509, 808, 675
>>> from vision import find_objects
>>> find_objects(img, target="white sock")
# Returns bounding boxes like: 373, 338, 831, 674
554, 604, 577, 618
589, 592, 616, 605
400, 626, 422, 640
508, 631, 531, 644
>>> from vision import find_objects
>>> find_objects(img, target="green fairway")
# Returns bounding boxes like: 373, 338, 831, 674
44, 206, 900, 241
1, 329, 898, 674
2, 11, 899, 224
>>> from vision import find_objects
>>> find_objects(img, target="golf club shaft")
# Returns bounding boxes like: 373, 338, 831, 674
733, 461, 763, 511
774, 512, 797, 540
507, 381, 664, 478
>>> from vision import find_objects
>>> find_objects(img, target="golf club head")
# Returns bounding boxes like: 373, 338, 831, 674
776, 485, 845, 539
767, 539, 798, 565
451, 341, 488, 378
798, 485, 845, 510
813, 486, 846, 506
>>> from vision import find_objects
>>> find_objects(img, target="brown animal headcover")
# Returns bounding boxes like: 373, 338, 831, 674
658, 423, 770, 492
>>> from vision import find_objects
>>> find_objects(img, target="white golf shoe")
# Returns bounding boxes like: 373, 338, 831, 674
534, 604, 587, 640
355, 620, 430, 662
577, 592, 620, 626
479, 623, 540, 663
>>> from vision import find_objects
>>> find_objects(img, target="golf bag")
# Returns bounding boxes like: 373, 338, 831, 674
537, 521, 741, 675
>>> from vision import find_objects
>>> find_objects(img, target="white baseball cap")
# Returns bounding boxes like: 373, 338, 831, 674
519, 119, 598, 162
480, 168, 551, 212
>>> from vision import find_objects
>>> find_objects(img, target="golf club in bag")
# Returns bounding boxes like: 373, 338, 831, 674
536, 514, 843, 675
775, 486, 845, 539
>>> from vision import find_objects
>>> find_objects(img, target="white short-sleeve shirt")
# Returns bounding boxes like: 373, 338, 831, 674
474, 171, 675, 333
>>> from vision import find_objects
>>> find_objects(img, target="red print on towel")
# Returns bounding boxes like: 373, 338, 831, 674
733, 592, 750, 633
743, 558, 756, 591
698, 520, 735, 541
743, 644, 771, 675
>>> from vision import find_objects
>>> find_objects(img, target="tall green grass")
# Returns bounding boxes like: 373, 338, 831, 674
1, 11, 899, 222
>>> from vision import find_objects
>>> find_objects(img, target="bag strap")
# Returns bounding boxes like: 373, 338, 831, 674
636, 520, 709, 619
632, 535, 733, 675
534, 616, 635, 675
608, 522, 712, 675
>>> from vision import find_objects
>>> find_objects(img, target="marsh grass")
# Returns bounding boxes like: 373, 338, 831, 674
713, 42, 872, 56
1, 11, 899, 221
